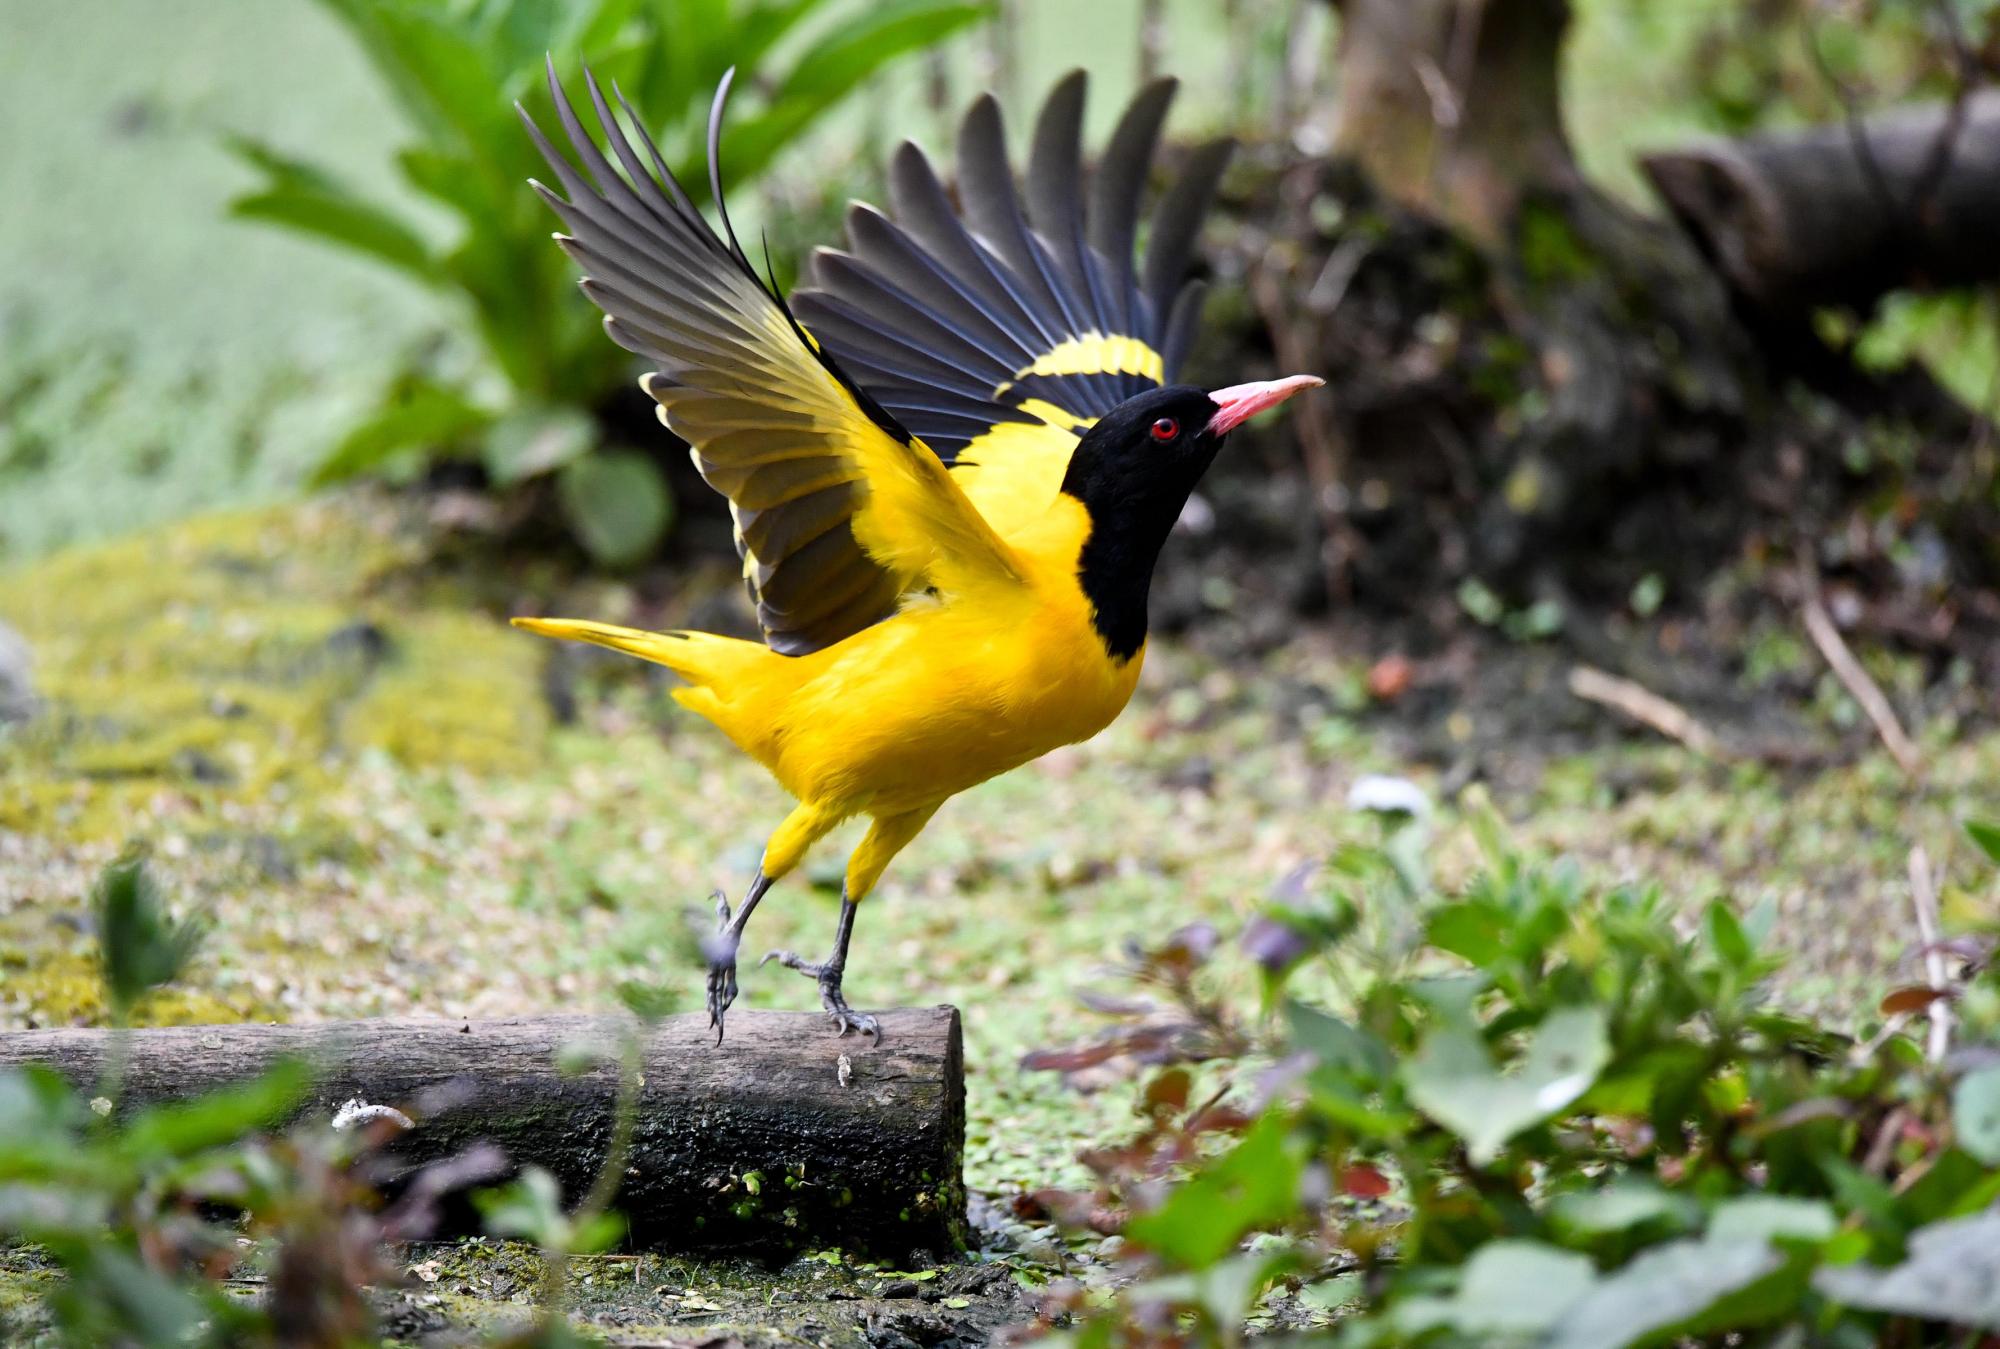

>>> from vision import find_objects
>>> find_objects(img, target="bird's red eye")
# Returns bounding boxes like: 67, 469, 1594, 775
1150, 417, 1179, 442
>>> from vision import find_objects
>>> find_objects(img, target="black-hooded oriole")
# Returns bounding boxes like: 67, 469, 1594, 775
512, 65, 1319, 1043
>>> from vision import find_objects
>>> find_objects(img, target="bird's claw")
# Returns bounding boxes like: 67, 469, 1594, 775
705, 959, 739, 1045
830, 1004, 881, 1045
705, 891, 740, 1046
761, 951, 879, 1045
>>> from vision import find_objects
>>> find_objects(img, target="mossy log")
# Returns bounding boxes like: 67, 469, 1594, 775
1642, 93, 2000, 315
0, 1009, 965, 1258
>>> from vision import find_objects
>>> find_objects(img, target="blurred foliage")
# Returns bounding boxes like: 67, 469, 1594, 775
1018, 794, 2000, 1345
0, 853, 657, 1347
92, 852, 209, 1024
225, 0, 986, 565
1675, 0, 1999, 134
1672, 0, 2000, 415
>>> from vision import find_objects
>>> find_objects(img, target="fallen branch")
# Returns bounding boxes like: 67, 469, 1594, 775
1567, 664, 1726, 758
0, 1009, 965, 1256
1641, 93, 2000, 315
1799, 570, 1923, 778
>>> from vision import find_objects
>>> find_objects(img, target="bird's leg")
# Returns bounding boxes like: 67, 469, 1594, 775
761, 889, 877, 1044
706, 869, 771, 1045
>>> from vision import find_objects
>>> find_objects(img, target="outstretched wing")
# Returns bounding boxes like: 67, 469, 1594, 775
792, 70, 1234, 512
522, 65, 1020, 656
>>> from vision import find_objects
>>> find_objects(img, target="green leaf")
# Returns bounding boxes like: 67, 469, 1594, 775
1402, 1005, 1610, 1166
558, 451, 674, 567
571, 1209, 627, 1255
1124, 1113, 1302, 1268
94, 854, 207, 1015
1129, 1248, 1304, 1332
1706, 1195, 1836, 1245
1954, 1065, 2000, 1164
119, 1058, 310, 1160
1549, 1237, 1798, 1349
1967, 819, 2000, 865
225, 136, 436, 282
1814, 1210, 2000, 1327
59, 1245, 211, 1346
483, 404, 597, 484
1425, 901, 1510, 967
0, 1066, 79, 1148
1393, 1240, 1598, 1338
1551, 1180, 1700, 1237
0, 1181, 111, 1236
312, 0, 505, 154
719, 1, 988, 183
1285, 1002, 1392, 1081
772, 0, 988, 103
477, 1165, 569, 1247
312, 382, 493, 485
1703, 900, 1753, 969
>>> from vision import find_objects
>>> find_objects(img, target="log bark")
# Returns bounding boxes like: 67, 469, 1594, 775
0, 1008, 964, 1258
1332, 0, 1578, 246
1641, 93, 2000, 315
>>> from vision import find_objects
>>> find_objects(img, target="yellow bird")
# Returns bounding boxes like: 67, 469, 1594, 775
513, 65, 1319, 1042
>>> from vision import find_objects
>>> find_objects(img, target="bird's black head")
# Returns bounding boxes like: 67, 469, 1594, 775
1061, 376, 1321, 661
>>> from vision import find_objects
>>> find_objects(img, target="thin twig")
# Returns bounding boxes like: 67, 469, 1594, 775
1904, 0, 1982, 226
1862, 1105, 1911, 1177
1853, 1010, 1914, 1064
1799, 563, 1923, 777
1909, 846, 1953, 1065
1568, 664, 1727, 758
1805, 18, 1906, 237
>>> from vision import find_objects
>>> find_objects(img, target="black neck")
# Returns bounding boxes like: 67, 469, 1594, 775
1065, 495, 1182, 663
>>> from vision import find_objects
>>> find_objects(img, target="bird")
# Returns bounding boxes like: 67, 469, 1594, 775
511, 62, 1320, 1045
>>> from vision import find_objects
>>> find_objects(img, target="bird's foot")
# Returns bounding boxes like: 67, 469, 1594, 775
760, 950, 880, 1045
703, 889, 740, 1046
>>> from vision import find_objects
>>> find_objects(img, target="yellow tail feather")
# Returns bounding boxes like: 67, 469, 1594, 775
509, 617, 760, 688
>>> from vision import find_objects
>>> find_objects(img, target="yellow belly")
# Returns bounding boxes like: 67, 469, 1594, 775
690, 513, 1134, 815
707, 601, 1133, 814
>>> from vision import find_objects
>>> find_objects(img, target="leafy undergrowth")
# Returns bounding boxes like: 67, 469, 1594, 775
1011, 807, 2000, 1345
4, 495, 1997, 1341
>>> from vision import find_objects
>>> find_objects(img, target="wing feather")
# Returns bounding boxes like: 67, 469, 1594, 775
1090, 78, 1178, 338
796, 70, 1234, 479
526, 63, 1020, 656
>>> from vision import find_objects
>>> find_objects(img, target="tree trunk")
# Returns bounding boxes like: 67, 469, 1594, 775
0, 1009, 965, 1259
1331, 0, 1577, 246
1641, 93, 2000, 315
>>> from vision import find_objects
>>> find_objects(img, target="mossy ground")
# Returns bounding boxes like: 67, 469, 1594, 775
3, 494, 1994, 1341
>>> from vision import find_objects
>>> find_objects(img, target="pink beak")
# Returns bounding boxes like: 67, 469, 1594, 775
1206, 374, 1325, 436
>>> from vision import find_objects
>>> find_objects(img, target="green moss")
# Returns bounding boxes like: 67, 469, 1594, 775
0, 496, 546, 843
0, 932, 272, 1027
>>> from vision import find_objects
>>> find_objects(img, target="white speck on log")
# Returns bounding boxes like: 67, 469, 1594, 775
332, 1098, 414, 1132
837, 1053, 853, 1087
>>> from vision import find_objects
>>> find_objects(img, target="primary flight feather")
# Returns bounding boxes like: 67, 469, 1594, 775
513, 63, 1320, 1043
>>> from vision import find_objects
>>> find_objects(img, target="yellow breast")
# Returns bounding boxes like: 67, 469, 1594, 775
707, 492, 1139, 815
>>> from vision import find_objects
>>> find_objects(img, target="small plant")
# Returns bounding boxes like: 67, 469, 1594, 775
1, 856, 508, 1345
1021, 796, 2000, 1346
227, 0, 987, 565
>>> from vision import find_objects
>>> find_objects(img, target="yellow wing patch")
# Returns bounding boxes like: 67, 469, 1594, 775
951, 418, 1084, 544
994, 333, 1165, 399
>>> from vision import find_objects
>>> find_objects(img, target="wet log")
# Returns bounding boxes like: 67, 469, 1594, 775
1641, 93, 2000, 315
0, 1008, 964, 1258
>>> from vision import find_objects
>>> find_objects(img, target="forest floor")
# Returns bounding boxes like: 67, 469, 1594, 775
3, 492, 1994, 1344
